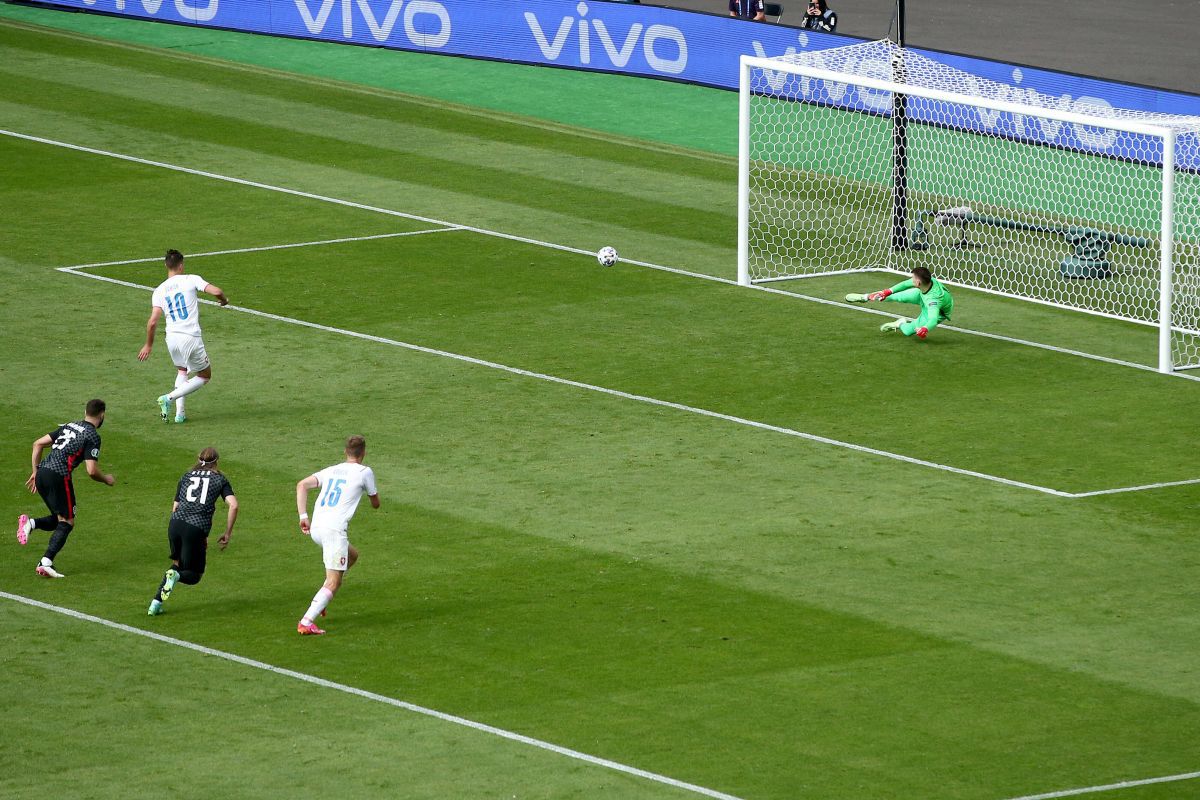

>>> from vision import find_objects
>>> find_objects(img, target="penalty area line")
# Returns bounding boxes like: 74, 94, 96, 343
0, 592, 745, 800
1068, 476, 1200, 498
60, 262, 1072, 498
65, 228, 461, 270
1000, 769, 1200, 800
3, 127, 1193, 384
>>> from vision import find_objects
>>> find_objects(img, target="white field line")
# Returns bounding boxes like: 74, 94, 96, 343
67, 229, 461, 269
1069, 476, 1200, 498
59, 263, 1073, 497
0, 592, 744, 800
1001, 770, 1200, 800
4, 128, 1196, 385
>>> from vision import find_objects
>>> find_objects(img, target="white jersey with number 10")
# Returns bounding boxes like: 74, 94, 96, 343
310, 462, 377, 532
152, 273, 209, 337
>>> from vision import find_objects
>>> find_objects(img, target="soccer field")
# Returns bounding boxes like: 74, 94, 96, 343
2, 7, 1200, 800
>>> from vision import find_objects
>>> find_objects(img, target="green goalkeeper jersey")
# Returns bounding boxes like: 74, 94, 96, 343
886, 277, 954, 336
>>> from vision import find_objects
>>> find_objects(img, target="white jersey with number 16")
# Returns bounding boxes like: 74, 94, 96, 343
310, 462, 377, 532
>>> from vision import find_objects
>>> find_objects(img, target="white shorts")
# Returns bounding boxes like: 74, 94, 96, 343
166, 332, 210, 373
310, 525, 351, 571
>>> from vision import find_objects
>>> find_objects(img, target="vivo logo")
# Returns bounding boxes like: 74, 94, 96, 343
81, 0, 219, 22
292, 0, 451, 47
966, 69, 1119, 149
762, 46, 1121, 152
525, 2, 687, 75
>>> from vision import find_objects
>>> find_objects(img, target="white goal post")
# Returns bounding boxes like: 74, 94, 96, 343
737, 40, 1200, 373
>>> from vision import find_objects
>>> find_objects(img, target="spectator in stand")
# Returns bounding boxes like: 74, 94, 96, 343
800, 0, 837, 32
729, 0, 765, 22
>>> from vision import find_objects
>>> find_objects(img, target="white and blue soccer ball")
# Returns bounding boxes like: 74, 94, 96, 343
596, 246, 618, 267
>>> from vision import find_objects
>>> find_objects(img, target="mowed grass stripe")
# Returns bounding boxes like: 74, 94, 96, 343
0, 66, 733, 245
0, 43, 733, 214
0, 598, 718, 800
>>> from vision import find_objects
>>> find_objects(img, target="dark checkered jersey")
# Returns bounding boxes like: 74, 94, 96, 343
171, 469, 234, 531
40, 421, 102, 477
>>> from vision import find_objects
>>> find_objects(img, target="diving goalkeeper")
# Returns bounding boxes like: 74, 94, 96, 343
846, 267, 953, 339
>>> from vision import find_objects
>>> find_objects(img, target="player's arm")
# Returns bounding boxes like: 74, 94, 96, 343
218, 493, 238, 550
364, 468, 380, 509
138, 306, 164, 361
25, 433, 53, 492
84, 456, 115, 486
864, 279, 914, 302
203, 283, 229, 307
296, 475, 319, 533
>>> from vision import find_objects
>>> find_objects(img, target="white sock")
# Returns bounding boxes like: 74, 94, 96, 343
174, 373, 187, 415
40, 557, 53, 567
167, 375, 208, 401
302, 587, 334, 624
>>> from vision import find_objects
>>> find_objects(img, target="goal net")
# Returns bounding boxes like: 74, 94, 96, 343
737, 40, 1200, 373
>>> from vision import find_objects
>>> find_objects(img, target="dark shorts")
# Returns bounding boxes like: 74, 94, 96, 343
36, 467, 75, 519
167, 518, 208, 575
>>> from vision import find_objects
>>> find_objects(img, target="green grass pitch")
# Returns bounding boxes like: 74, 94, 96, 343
2, 7, 1200, 800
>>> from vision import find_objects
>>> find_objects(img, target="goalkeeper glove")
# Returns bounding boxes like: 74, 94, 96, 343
916, 326, 929, 339
845, 293, 869, 302
867, 289, 893, 301
880, 318, 904, 333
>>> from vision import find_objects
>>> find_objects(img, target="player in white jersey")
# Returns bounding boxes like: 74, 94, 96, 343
294, 435, 380, 635
137, 249, 228, 423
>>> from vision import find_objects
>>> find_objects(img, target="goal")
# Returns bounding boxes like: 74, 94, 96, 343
737, 40, 1200, 373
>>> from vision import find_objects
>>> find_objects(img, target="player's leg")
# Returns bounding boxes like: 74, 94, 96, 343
32, 470, 74, 577
18, 473, 60, 545
883, 287, 923, 307
175, 525, 208, 586
298, 529, 348, 634
159, 336, 210, 421
173, 367, 188, 422
877, 288, 924, 333
150, 520, 185, 613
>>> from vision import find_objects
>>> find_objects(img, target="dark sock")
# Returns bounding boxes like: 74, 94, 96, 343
154, 572, 169, 602
43, 521, 73, 561
34, 515, 57, 531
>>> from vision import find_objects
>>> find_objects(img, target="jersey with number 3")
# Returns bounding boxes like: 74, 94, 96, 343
311, 463, 377, 533
152, 273, 209, 337
172, 469, 234, 532
40, 420, 102, 477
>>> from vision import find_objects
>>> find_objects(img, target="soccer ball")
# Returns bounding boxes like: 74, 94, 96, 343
596, 246, 618, 267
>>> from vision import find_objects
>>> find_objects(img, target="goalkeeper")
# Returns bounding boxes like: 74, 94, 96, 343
846, 267, 953, 339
